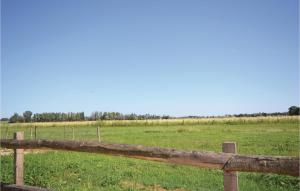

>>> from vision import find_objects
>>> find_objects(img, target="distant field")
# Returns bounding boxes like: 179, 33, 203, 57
1, 115, 299, 128
1, 117, 299, 190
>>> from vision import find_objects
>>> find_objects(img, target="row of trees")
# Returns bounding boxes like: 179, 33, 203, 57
4, 106, 299, 123
8, 112, 85, 123
223, 112, 288, 118
9, 111, 33, 123
7, 111, 166, 123
32, 112, 85, 122
89, 111, 166, 120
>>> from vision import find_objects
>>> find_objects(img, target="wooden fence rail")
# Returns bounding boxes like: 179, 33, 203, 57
1, 138, 298, 177
1, 182, 51, 191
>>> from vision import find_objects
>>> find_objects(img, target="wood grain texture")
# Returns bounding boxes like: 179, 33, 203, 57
1, 182, 51, 191
13, 133, 24, 186
223, 142, 238, 191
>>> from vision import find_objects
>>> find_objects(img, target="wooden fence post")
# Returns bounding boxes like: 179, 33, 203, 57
223, 142, 238, 191
14, 132, 24, 186
34, 126, 37, 140
5, 126, 9, 139
64, 127, 66, 140
97, 126, 100, 142
30, 128, 33, 140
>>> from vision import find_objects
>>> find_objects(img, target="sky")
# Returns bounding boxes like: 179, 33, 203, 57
1, 0, 299, 118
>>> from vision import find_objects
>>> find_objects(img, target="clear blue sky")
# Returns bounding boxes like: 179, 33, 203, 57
1, 0, 299, 118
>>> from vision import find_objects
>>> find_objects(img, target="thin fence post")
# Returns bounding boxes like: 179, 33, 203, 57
222, 142, 238, 191
97, 126, 101, 142
72, 127, 75, 140
5, 126, 9, 139
14, 132, 24, 186
30, 128, 33, 140
34, 126, 37, 140
64, 127, 66, 140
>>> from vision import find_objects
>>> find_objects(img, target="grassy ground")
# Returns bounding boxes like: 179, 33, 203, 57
1, 118, 299, 190
1, 151, 299, 191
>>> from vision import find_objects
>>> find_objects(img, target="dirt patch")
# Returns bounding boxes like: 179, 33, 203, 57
176, 128, 191, 133
121, 181, 187, 191
144, 130, 163, 133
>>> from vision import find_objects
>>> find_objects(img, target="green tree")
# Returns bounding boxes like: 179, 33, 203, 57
288, 106, 299, 116
9, 113, 20, 123
23, 111, 33, 122
0, 118, 9, 121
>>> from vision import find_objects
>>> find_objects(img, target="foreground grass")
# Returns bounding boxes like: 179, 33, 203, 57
1, 119, 299, 190
1, 151, 299, 191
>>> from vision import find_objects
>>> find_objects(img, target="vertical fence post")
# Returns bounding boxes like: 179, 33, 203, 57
72, 127, 75, 140
222, 142, 238, 191
97, 126, 101, 142
14, 132, 24, 186
34, 126, 37, 140
30, 128, 33, 140
64, 127, 66, 140
5, 126, 9, 139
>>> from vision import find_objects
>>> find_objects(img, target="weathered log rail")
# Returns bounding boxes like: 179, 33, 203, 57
1, 182, 51, 191
1, 139, 298, 177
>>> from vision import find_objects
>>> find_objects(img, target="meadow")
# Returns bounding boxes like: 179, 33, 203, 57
1, 116, 299, 191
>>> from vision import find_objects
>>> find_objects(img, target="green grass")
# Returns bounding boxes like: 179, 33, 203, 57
1, 119, 299, 190
1, 121, 299, 156
1, 151, 299, 191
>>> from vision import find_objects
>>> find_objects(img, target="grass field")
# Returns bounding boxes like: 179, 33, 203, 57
1, 117, 299, 190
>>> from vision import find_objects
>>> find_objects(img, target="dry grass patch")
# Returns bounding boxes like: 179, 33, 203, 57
121, 181, 187, 191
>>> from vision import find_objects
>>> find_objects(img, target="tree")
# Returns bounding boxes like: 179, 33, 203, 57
23, 111, 33, 122
9, 113, 20, 123
0, 118, 8, 121
288, 106, 299, 116
162, 115, 170, 119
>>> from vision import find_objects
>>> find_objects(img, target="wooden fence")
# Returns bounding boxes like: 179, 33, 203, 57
1, 132, 299, 191
4, 126, 101, 140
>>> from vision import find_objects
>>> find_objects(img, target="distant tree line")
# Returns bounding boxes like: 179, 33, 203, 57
186, 106, 299, 118
224, 112, 288, 118
6, 111, 165, 123
185, 112, 287, 118
89, 111, 166, 120
32, 112, 85, 122
2, 106, 299, 123
8, 111, 85, 123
